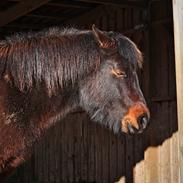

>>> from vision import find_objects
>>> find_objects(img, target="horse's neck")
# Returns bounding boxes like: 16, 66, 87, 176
35, 91, 79, 131
0, 82, 79, 176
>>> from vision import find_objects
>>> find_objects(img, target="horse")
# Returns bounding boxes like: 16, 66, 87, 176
0, 25, 150, 181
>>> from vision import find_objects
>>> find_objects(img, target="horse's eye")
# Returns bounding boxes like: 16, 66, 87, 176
111, 69, 127, 78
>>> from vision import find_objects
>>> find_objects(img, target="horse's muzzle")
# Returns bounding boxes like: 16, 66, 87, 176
121, 102, 150, 134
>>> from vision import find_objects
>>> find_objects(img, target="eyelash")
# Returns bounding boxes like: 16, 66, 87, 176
111, 68, 127, 78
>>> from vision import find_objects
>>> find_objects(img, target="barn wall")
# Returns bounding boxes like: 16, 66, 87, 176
8, 1, 178, 183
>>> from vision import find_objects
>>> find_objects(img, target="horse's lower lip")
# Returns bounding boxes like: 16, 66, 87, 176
137, 129, 144, 134
128, 130, 144, 135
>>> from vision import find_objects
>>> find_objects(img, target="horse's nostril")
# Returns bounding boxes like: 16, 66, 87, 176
137, 114, 149, 129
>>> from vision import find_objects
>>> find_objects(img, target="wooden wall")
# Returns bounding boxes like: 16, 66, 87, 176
172, 0, 183, 181
7, 0, 178, 183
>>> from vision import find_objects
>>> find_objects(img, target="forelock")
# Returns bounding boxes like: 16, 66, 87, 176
115, 34, 143, 68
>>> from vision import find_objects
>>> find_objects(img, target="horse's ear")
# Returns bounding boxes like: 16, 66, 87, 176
92, 24, 117, 49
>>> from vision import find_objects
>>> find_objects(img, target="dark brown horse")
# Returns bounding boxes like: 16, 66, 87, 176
0, 25, 150, 181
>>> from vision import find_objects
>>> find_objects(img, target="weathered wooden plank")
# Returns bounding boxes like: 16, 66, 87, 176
133, 132, 145, 183
170, 102, 179, 183
116, 136, 126, 183
61, 117, 68, 183
54, 124, 61, 183
124, 135, 134, 183
172, 0, 183, 182
80, 115, 88, 182
145, 146, 159, 183
159, 103, 171, 183
87, 115, 96, 182
116, 8, 123, 31
94, 124, 102, 183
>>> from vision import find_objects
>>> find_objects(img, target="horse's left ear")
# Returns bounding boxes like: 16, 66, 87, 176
92, 24, 117, 49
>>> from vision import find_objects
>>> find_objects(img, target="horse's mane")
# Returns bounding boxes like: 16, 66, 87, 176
0, 27, 142, 96
0, 27, 100, 95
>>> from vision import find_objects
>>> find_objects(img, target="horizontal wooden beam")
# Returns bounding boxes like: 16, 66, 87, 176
119, 18, 172, 35
47, 2, 94, 9
4, 23, 45, 30
25, 14, 66, 22
77, 0, 145, 9
0, 0, 50, 27
151, 96, 175, 102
